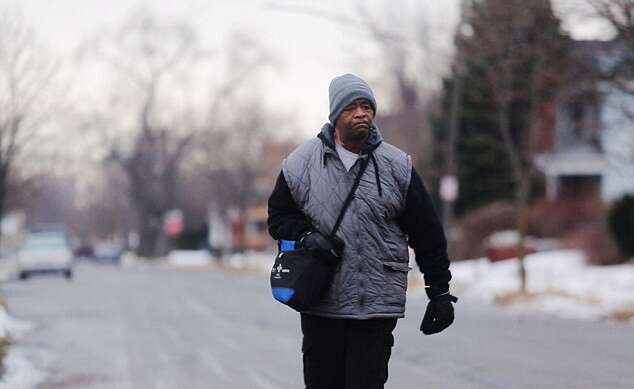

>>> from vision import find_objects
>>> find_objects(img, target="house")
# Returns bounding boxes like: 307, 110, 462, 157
534, 40, 634, 202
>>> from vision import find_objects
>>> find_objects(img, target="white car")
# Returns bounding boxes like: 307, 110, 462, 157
17, 232, 74, 280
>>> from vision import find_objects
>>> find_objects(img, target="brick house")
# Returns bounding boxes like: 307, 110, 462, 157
534, 40, 633, 201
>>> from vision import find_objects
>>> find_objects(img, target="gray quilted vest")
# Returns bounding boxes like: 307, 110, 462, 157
282, 123, 412, 319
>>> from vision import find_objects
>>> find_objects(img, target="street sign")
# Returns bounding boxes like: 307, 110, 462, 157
163, 209, 184, 237
440, 175, 459, 202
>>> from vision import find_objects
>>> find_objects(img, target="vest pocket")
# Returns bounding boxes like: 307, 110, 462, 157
382, 261, 411, 272
381, 261, 411, 306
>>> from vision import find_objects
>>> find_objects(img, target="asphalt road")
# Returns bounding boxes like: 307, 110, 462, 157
2, 262, 633, 389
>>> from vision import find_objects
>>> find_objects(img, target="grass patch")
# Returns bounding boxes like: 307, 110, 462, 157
0, 336, 9, 377
608, 308, 634, 322
494, 290, 576, 305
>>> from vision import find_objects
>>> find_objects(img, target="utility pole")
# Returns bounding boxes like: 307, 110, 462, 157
441, 0, 469, 249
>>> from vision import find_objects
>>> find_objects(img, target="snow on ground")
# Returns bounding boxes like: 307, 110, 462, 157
220, 250, 275, 272
0, 306, 44, 389
428, 249, 634, 323
0, 348, 45, 389
166, 250, 213, 267
149, 249, 275, 271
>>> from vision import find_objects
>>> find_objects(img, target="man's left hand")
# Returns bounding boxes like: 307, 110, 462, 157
300, 230, 344, 266
420, 293, 458, 335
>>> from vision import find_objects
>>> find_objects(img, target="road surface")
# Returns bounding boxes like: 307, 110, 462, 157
2, 262, 633, 388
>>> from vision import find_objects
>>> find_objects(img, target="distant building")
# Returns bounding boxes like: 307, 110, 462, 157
209, 139, 297, 252
535, 40, 634, 202
253, 140, 298, 204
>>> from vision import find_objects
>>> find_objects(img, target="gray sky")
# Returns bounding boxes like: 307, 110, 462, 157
5, 0, 610, 134
4, 0, 457, 134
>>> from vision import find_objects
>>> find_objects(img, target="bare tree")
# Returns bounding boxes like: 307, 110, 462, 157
192, 33, 278, 220
589, 0, 634, 98
358, 1, 453, 178
84, 10, 200, 257
202, 100, 272, 214
65, 165, 132, 245
461, 0, 571, 291
82, 12, 280, 256
0, 11, 59, 227
359, 1, 450, 110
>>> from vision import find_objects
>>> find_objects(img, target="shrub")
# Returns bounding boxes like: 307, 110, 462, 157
543, 197, 627, 265
454, 202, 516, 260
566, 221, 625, 265
453, 196, 629, 264
527, 196, 604, 238
608, 194, 634, 258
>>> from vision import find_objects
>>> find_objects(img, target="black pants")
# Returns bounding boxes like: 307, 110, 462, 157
300, 313, 398, 389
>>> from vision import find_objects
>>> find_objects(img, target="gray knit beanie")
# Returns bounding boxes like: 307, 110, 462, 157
328, 74, 377, 125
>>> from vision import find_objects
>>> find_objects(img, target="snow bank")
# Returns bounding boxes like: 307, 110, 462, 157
0, 259, 17, 282
0, 306, 31, 343
166, 250, 212, 267
220, 250, 275, 272
0, 348, 45, 389
161, 249, 275, 271
0, 308, 9, 339
434, 249, 634, 322
0, 307, 43, 389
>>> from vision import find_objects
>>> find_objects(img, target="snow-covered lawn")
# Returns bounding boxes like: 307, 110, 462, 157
434, 249, 634, 323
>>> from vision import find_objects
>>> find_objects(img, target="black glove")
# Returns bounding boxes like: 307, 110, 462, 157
299, 231, 344, 266
420, 292, 458, 335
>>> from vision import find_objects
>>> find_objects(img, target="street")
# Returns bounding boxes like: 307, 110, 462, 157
2, 262, 633, 389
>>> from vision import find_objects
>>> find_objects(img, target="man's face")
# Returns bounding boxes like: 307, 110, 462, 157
335, 98, 374, 144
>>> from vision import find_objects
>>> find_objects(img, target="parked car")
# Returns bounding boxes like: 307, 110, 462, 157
74, 242, 95, 259
94, 242, 123, 264
17, 232, 74, 280
485, 230, 537, 262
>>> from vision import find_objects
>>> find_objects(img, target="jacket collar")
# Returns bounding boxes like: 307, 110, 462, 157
317, 122, 383, 157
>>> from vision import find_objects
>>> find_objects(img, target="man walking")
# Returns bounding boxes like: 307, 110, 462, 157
267, 74, 457, 389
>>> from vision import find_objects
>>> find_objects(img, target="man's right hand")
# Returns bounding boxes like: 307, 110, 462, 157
300, 231, 344, 266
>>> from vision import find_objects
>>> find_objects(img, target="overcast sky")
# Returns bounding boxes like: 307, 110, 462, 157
4, 0, 610, 135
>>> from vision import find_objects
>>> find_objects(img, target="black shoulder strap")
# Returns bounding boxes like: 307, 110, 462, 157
328, 154, 371, 238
